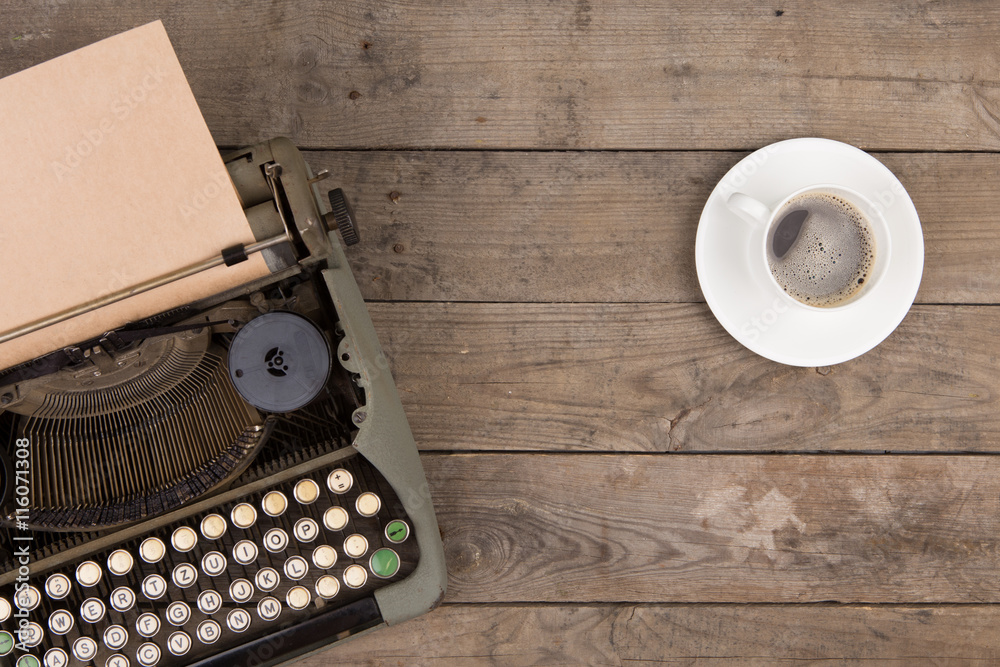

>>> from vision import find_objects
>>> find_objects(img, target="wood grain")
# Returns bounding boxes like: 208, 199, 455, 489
372, 302, 1000, 453
312, 151, 1000, 305
424, 453, 1000, 603
304, 604, 1000, 665
4, 1, 1000, 150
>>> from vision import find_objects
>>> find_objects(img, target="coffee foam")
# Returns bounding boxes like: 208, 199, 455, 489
767, 192, 875, 308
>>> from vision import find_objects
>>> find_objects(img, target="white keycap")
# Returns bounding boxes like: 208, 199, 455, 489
111, 586, 136, 612
315, 574, 340, 599
107, 549, 134, 576
73, 636, 98, 661
197, 619, 221, 644
343, 564, 368, 589
139, 537, 166, 564
43, 647, 68, 667
136, 612, 160, 638
344, 533, 369, 558
167, 631, 192, 657
45, 574, 71, 600
0, 597, 9, 621
198, 590, 222, 615
261, 490, 288, 517
293, 517, 319, 543
312, 545, 337, 569
104, 624, 129, 650
106, 654, 130, 667
80, 597, 106, 623
200, 513, 227, 540
48, 609, 74, 635
227, 608, 252, 633
201, 551, 227, 576
142, 574, 167, 600
323, 506, 349, 531
20, 621, 43, 647
264, 527, 289, 553
15, 585, 40, 611
293, 478, 320, 504
171, 526, 197, 552
255, 567, 280, 592
257, 596, 281, 622
283, 556, 308, 581
327, 468, 353, 493
286, 585, 311, 610
76, 561, 102, 587
167, 601, 191, 627
229, 578, 254, 603
231, 503, 257, 529
136, 641, 161, 666
233, 540, 258, 564
355, 492, 382, 517
171, 563, 198, 589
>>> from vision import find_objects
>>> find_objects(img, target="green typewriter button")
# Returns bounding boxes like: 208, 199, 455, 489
369, 548, 400, 579
385, 520, 409, 544
16, 655, 40, 667
0, 631, 13, 655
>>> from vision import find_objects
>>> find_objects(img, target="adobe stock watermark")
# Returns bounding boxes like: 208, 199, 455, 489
740, 297, 790, 343
179, 168, 233, 218
51, 64, 167, 182
716, 143, 782, 201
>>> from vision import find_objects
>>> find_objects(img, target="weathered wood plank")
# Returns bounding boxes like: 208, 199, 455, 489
314, 151, 1000, 305
372, 303, 1000, 453
424, 454, 1000, 603
4, 2, 1000, 150
305, 604, 1000, 665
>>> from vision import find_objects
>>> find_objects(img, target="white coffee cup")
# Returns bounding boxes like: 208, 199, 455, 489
725, 184, 892, 311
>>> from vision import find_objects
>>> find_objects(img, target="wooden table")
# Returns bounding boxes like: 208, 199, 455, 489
6, 1, 1000, 663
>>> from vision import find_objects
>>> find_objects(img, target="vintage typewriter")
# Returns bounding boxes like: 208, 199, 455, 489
0, 139, 446, 666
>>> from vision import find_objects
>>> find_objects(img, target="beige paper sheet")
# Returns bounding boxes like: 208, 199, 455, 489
0, 21, 270, 369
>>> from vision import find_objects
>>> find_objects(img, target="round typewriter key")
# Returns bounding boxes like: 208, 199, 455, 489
201, 550, 227, 576
343, 564, 368, 589
107, 549, 134, 576
312, 544, 337, 569
370, 548, 401, 579
80, 597, 106, 623
315, 574, 340, 599
229, 578, 254, 603
283, 555, 309, 581
294, 478, 320, 504
142, 574, 167, 600
255, 567, 280, 592
200, 513, 227, 540
106, 655, 129, 667
136, 612, 160, 638
139, 537, 166, 564
264, 527, 289, 553
0, 630, 12, 655
48, 609, 74, 635
286, 585, 311, 610
385, 519, 410, 544
44, 648, 68, 667
233, 539, 259, 564
293, 517, 319, 542
17, 656, 40, 667
0, 597, 9, 621
167, 601, 191, 626
16, 584, 40, 611
45, 573, 71, 600
168, 631, 192, 657
76, 560, 102, 587
197, 619, 221, 645
104, 625, 128, 650
171, 526, 197, 552
171, 563, 198, 589
231, 502, 257, 529
262, 490, 288, 517
198, 590, 223, 615
111, 586, 136, 612
327, 468, 353, 494
323, 506, 349, 531
257, 596, 282, 622
136, 642, 161, 666
73, 636, 98, 661
20, 621, 43, 647
344, 533, 369, 558
227, 608, 252, 633
355, 492, 381, 517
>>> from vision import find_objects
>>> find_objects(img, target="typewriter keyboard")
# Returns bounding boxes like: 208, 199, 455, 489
0, 453, 419, 666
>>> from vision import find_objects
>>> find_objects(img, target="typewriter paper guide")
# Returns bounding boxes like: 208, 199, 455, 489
0, 20, 268, 369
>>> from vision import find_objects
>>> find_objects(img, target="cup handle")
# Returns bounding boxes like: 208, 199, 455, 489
726, 192, 771, 228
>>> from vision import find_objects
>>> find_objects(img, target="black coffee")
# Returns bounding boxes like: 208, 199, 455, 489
767, 192, 875, 307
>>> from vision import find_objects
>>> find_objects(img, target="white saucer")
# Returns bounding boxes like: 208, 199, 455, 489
695, 138, 924, 367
